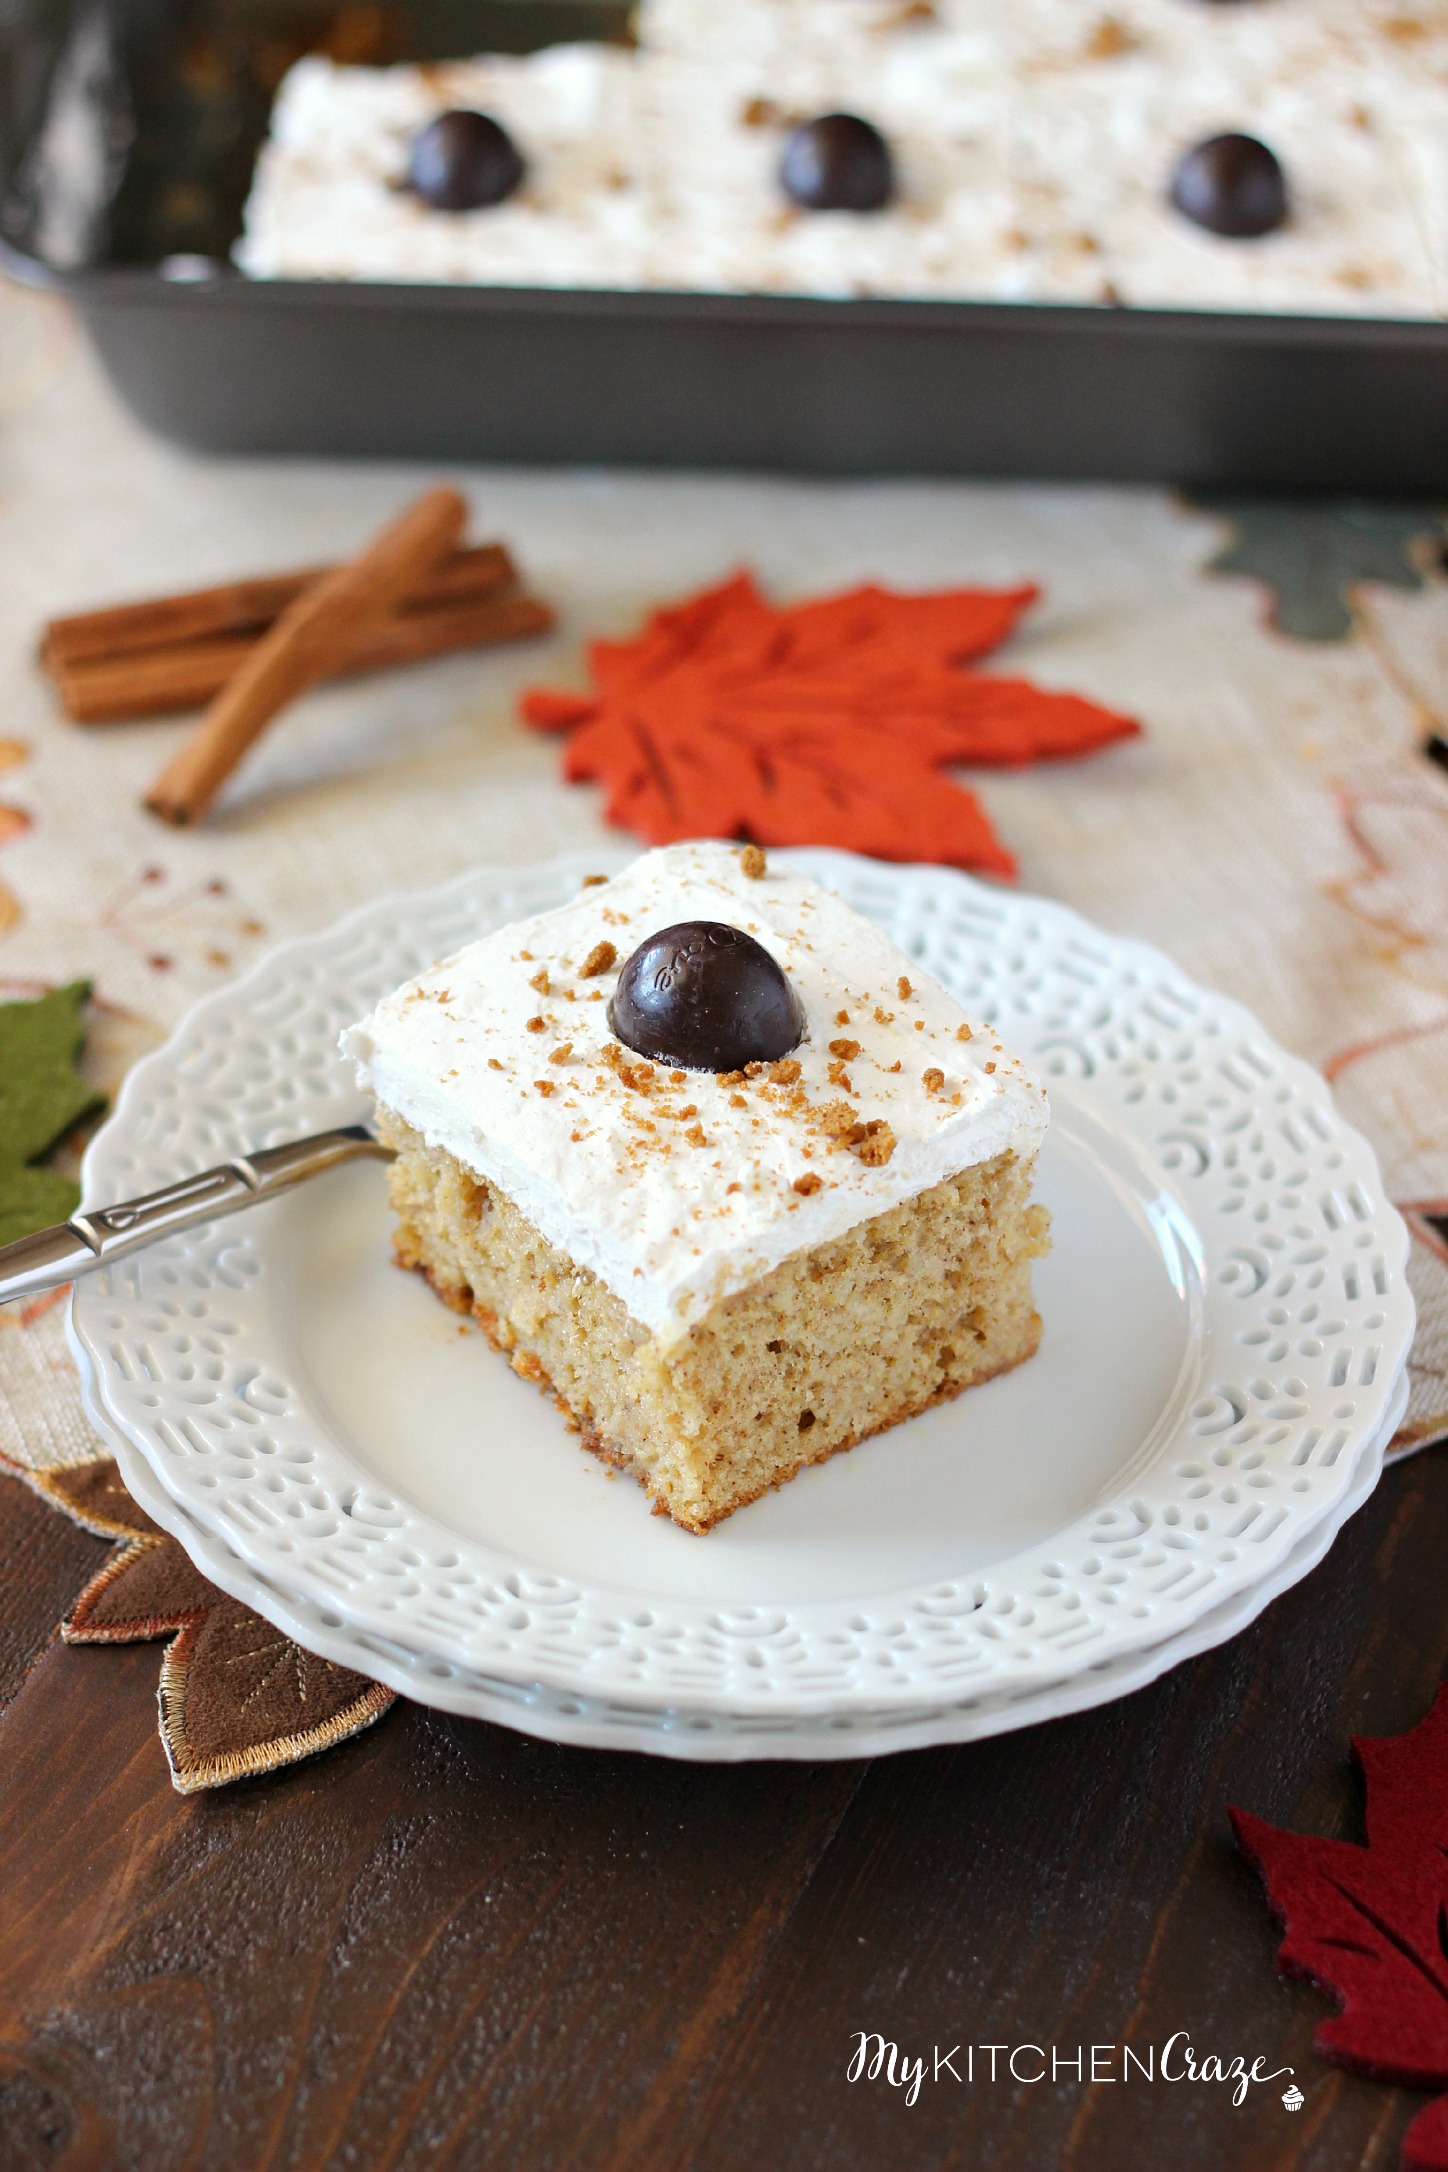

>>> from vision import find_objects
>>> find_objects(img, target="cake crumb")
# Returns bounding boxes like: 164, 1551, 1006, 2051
874, 1007, 895, 1025
488, 1057, 505, 1071
835, 1008, 851, 1026
828, 1060, 854, 1091
529, 967, 550, 995
898, 976, 913, 1000
533, 1079, 556, 1097
719, 1069, 745, 1087
957, 1023, 973, 1042
923, 1067, 945, 1095
739, 843, 767, 878
581, 940, 617, 978
851, 1120, 897, 1166
887, 1060, 902, 1073
526, 1016, 547, 1033
685, 1122, 708, 1147
793, 1172, 824, 1195
581, 874, 609, 888
730, 1092, 748, 1107
770, 1057, 801, 1084
670, 1069, 687, 1084
1084, 14, 1140, 59
549, 1042, 573, 1064
984, 1060, 997, 1073
914, 1019, 925, 1032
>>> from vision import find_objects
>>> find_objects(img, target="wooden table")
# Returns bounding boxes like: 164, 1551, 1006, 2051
0, 1434, 1441, 2171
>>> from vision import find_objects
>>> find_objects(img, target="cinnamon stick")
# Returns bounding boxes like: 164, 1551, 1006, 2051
58, 591, 555, 723
42, 542, 516, 673
145, 487, 468, 826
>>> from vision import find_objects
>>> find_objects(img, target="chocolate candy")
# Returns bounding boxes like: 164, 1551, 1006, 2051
609, 921, 805, 1071
1170, 133, 1287, 239
779, 114, 894, 213
407, 110, 524, 212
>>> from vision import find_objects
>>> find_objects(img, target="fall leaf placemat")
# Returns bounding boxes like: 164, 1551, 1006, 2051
0, 1450, 394, 1792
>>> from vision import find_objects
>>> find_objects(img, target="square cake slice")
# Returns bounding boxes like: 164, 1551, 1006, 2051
342, 842, 1049, 1533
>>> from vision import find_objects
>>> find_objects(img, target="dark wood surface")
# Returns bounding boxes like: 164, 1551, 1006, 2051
0, 1443, 1443, 2172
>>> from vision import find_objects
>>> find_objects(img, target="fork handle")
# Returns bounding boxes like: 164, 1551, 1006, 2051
0, 1124, 393, 1306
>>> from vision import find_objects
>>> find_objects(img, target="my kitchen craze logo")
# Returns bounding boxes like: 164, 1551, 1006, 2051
846, 2033, 1296, 2109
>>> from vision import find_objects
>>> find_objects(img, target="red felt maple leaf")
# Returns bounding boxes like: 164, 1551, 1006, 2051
520, 571, 1140, 879
1231, 1685, 1448, 2170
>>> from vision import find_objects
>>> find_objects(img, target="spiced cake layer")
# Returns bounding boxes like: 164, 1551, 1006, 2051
342, 842, 1050, 1531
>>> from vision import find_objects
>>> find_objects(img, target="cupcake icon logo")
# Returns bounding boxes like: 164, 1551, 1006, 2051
1282, 2084, 1305, 2111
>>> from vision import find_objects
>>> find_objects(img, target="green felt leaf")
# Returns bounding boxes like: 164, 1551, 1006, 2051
0, 982, 105, 1245
1190, 496, 1447, 642
0, 981, 102, 1166
0, 1163, 82, 1247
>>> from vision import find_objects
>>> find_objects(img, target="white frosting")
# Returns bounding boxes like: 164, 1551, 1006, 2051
342, 843, 1047, 1344
239, 1, 1448, 319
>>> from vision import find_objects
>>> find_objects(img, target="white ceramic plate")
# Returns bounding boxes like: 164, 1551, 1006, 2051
68, 850, 1414, 1722
104, 1370, 1406, 1760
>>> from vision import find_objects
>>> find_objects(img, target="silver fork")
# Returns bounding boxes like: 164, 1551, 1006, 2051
0, 1125, 393, 1306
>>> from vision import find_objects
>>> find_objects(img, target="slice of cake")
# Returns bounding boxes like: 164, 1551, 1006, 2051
342, 842, 1049, 1532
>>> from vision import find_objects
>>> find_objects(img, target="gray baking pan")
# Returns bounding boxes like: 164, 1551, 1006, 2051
4, 0, 1447, 485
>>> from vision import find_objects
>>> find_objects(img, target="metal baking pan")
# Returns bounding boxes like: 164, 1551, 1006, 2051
4, 0, 1448, 485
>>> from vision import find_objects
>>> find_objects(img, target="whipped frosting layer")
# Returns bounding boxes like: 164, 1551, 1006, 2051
342, 843, 1047, 1343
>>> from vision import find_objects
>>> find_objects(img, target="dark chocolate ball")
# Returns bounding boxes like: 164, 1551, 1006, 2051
1170, 133, 1287, 239
779, 113, 895, 213
609, 921, 805, 1072
407, 110, 524, 212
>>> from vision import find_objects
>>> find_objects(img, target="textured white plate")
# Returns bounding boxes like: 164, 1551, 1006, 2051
106, 1372, 1406, 1761
69, 849, 1414, 1721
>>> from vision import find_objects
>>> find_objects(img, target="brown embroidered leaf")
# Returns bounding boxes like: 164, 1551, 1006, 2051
4, 1454, 395, 1793
522, 572, 1141, 878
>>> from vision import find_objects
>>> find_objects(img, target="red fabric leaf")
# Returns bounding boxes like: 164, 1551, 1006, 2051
1230, 1685, 1448, 2170
520, 571, 1139, 876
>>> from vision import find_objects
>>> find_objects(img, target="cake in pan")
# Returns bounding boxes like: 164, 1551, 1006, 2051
342, 843, 1050, 1533
239, 0, 1448, 319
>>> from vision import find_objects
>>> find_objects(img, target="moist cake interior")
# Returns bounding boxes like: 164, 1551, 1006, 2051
380, 1107, 1049, 1534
